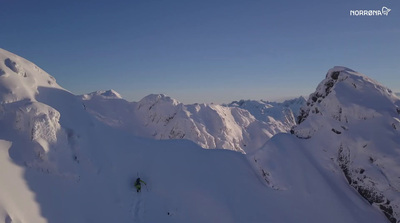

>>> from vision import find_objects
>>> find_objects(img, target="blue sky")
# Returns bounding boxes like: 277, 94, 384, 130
1, 0, 399, 103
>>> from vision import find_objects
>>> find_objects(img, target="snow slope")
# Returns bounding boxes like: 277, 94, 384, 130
0, 140, 47, 223
252, 66, 400, 223
81, 92, 296, 153
0, 49, 393, 223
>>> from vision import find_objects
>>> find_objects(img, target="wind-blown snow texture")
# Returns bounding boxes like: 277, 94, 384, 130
0, 49, 397, 223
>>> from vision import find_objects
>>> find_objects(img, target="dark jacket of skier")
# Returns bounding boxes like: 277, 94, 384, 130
134, 178, 146, 192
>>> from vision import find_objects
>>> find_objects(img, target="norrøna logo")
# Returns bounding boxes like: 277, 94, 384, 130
350, 6, 391, 16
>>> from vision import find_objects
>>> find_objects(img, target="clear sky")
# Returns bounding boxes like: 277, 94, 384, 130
1, 0, 399, 104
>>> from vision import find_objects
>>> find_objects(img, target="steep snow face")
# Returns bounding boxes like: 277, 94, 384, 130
0, 49, 63, 103
294, 66, 399, 138
249, 133, 388, 223
0, 49, 80, 222
82, 93, 290, 153
0, 49, 67, 166
288, 66, 400, 222
0, 140, 47, 223
227, 97, 305, 131
3, 101, 60, 148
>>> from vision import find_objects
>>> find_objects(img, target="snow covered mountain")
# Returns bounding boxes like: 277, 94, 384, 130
252, 66, 400, 223
227, 97, 305, 131
81, 91, 299, 153
0, 48, 395, 223
0, 48, 67, 166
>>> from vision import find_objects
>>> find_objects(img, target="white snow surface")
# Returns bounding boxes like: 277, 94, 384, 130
227, 97, 305, 129
286, 66, 400, 222
81, 92, 298, 153
0, 49, 63, 103
0, 49, 396, 223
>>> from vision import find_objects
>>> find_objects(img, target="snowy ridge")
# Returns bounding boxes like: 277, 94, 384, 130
0, 49, 63, 103
82, 89, 122, 100
134, 94, 286, 153
285, 66, 400, 222
0, 49, 80, 222
82, 93, 296, 153
0, 49, 66, 164
227, 97, 305, 130
294, 66, 399, 138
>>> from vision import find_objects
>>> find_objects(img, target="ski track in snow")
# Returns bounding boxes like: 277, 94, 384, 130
130, 193, 144, 222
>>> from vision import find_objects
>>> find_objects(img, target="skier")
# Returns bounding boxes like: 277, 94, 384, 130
134, 177, 147, 192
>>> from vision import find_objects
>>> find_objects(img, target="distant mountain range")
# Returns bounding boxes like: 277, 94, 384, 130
81, 90, 305, 153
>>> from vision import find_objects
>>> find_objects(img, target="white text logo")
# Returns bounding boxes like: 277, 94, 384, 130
350, 6, 391, 16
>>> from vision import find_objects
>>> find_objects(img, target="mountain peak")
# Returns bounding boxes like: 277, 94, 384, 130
138, 94, 180, 108
288, 67, 400, 222
0, 48, 63, 103
100, 89, 122, 99
82, 89, 123, 100
293, 66, 400, 138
